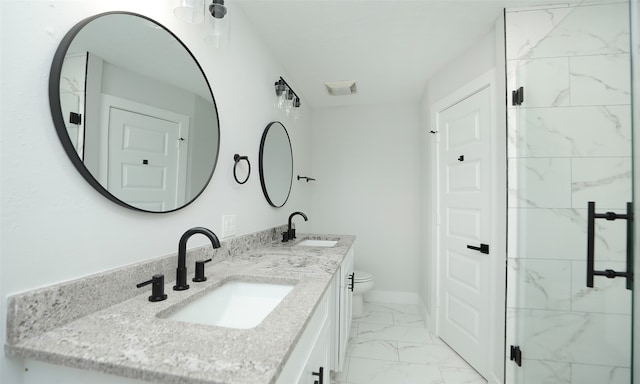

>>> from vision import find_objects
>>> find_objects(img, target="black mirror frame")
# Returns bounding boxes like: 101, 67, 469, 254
49, 11, 220, 213
258, 121, 293, 208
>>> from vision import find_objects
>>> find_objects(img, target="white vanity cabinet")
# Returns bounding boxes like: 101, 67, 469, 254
276, 284, 332, 384
333, 247, 353, 373
277, 245, 354, 383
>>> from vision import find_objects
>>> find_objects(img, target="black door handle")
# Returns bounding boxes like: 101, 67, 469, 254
312, 367, 324, 384
348, 272, 354, 292
587, 201, 633, 290
467, 243, 489, 254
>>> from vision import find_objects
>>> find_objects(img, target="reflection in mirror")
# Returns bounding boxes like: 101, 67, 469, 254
50, 12, 220, 213
259, 122, 293, 208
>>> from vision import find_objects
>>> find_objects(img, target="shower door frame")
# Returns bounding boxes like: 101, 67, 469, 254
504, 2, 635, 382
632, 0, 639, 379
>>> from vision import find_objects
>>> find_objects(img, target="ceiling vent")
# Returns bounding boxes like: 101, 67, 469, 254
324, 80, 357, 96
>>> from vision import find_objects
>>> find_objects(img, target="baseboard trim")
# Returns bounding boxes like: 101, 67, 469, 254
364, 290, 420, 305
421, 304, 433, 333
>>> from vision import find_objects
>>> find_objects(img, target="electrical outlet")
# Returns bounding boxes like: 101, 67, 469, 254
222, 215, 237, 238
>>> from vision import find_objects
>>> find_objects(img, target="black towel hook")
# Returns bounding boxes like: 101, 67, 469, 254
233, 154, 251, 184
297, 175, 316, 183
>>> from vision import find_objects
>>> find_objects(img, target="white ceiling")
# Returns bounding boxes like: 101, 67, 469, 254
235, 0, 585, 108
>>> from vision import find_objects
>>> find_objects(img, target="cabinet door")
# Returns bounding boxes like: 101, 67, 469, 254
299, 319, 330, 384
277, 289, 330, 384
337, 248, 354, 372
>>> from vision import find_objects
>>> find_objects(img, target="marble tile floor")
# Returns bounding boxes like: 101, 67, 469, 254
332, 301, 487, 384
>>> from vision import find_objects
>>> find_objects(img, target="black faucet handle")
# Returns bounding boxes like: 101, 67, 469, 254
193, 258, 212, 282
282, 231, 290, 242
137, 274, 168, 302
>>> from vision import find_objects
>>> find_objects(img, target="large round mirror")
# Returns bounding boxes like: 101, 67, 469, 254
50, 12, 220, 213
259, 122, 293, 208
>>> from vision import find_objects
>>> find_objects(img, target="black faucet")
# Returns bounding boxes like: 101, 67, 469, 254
285, 211, 308, 241
174, 227, 220, 291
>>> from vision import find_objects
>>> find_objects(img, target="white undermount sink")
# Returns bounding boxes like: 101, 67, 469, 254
164, 281, 294, 329
297, 239, 338, 247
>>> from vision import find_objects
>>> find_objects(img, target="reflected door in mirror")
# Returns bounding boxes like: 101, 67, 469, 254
105, 103, 189, 211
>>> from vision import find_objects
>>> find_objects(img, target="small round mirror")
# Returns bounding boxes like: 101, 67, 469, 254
49, 12, 220, 213
259, 122, 293, 208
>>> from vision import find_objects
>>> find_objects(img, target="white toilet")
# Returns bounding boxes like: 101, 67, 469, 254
352, 270, 374, 318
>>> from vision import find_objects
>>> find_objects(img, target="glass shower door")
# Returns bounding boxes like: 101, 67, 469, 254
505, 2, 634, 383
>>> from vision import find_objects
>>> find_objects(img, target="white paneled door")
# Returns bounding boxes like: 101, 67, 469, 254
107, 106, 189, 211
437, 85, 492, 379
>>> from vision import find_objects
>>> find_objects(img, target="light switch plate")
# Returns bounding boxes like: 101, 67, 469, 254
222, 215, 237, 238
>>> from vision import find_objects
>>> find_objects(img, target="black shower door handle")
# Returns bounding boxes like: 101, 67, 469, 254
586, 201, 633, 290
467, 243, 489, 254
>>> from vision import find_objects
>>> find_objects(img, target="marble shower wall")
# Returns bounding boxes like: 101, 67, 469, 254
505, 3, 633, 383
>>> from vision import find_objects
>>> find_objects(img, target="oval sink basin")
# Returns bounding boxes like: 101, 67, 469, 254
164, 281, 294, 329
297, 239, 338, 247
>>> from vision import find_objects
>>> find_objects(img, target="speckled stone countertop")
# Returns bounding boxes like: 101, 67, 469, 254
5, 233, 355, 384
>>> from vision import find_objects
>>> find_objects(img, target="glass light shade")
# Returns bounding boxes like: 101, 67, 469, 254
285, 90, 295, 114
292, 105, 301, 120
275, 84, 288, 109
173, 0, 205, 24
275, 80, 286, 97
204, 8, 230, 48
276, 93, 286, 110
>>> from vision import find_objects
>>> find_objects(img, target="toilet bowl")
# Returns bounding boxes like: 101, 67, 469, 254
352, 270, 374, 318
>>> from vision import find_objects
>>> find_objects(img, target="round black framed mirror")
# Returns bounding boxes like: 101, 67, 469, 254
49, 12, 220, 213
259, 122, 293, 208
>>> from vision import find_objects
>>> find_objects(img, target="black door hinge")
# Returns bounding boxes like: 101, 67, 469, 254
510, 345, 522, 366
511, 86, 524, 106
69, 112, 82, 125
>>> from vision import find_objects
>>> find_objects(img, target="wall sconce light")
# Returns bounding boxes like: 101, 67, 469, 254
173, 0, 229, 47
274, 77, 301, 117
204, 0, 229, 48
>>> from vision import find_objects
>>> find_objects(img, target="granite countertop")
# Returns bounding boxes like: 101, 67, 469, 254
5, 234, 355, 384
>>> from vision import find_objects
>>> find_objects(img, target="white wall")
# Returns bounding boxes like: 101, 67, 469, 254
419, 28, 498, 314
419, 87, 431, 312
0, 1, 311, 382
309, 103, 421, 295
426, 31, 497, 106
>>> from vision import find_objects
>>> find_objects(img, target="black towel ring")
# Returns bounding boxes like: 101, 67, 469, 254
233, 154, 251, 184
